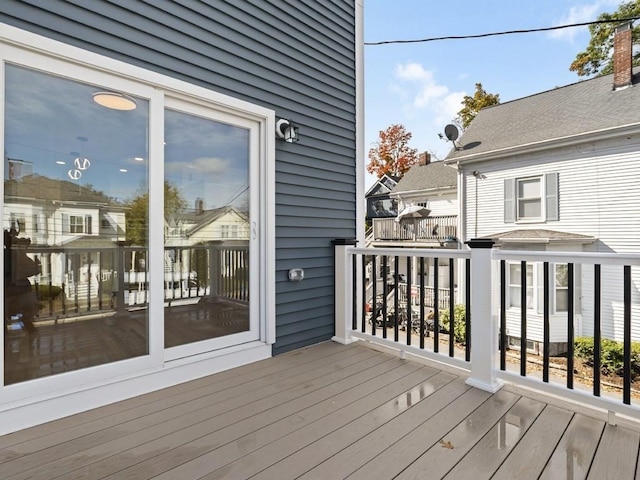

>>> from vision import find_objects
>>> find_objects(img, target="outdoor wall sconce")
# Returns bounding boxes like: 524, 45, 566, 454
288, 268, 304, 282
92, 91, 137, 111
276, 118, 299, 143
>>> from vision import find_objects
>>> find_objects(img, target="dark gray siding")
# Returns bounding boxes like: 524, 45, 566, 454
0, 0, 357, 355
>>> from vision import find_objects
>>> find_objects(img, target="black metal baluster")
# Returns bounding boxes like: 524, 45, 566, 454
449, 258, 455, 357
394, 255, 400, 342
500, 260, 506, 371
520, 260, 527, 377
359, 254, 365, 331
433, 257, 439, 353
370, 255, 377, 334
420, 257, 425, 349
594, 264, 601, 397
623, 265, 631, 405
567, 263, 575, 389
351, 254, 358, 330
543, 262, 550, 383
406, 256, 412, 346
465, 257, 471, 362
382, 255, 388, 339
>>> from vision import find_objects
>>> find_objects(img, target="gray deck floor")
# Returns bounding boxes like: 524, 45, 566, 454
0, 341, 639, 479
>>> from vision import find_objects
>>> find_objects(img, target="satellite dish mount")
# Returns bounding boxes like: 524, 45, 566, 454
442, 124, 463, 151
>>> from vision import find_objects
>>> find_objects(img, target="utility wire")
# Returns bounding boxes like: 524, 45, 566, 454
365, 16, 640, 46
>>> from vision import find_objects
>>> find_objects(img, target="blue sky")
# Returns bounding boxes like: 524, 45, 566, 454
364, 0, 621, 188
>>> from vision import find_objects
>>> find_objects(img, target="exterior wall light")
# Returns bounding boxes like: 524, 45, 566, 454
92, 91, 137, 111
276, 118, 299, 143
288, 268, 304, 281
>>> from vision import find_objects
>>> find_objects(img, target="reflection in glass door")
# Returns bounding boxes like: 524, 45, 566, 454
3, 65, 150, 385
164, 108, 250, 348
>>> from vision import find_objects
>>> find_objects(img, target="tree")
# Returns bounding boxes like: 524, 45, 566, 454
367, 124, 418, 178
570, 1, 640, 77
125, 181, 187, 246
456, 83, 500, 130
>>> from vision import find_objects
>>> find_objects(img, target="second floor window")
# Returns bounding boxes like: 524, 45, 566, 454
64, 214, 92, 235
504, 172, 558, 223
517, 178, 541, 220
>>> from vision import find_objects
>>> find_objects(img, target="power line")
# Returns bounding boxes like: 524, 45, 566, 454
365, 16, 640, 46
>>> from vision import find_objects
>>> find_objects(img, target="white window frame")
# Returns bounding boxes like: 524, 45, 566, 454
507, 261, 568, 314
504, 173, 559, 224
516, 176, 543, 222
0, 25, 275, 407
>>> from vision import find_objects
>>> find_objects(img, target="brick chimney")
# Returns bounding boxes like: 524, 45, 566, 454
418, 152, 431, 166
613, 22, 633, 90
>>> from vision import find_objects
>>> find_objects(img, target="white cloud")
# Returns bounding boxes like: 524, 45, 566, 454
548, 0, 619, 42
390, 62, 464, 123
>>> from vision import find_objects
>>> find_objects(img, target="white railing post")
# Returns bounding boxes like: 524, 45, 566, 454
465, 239, 504, 392
332, 238, 359, 345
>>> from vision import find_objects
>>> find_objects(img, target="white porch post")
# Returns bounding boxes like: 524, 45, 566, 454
332, 238, 358, 345
465, 238, 504, 392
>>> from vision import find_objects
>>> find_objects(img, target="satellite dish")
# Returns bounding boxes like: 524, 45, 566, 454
444, 124, 459, 142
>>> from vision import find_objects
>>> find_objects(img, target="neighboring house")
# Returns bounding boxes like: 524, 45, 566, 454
445, 22, 640, 354
367, 153, 459, 311
365, 174, 399, 221
0, 1, 359, 433
5, 172, 127, 299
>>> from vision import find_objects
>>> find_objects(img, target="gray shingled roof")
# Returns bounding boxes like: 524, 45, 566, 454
446, 68, 640, 162
483, 229, 596, 244
392, 161, 457, 194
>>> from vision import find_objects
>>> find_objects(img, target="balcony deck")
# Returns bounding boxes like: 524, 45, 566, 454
1, 341, 639, 479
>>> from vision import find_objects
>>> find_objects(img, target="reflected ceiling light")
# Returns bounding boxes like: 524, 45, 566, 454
92, 91, 137, 111
55, 161, 66, 165
275, 118, 299, 143
119, 168, 128, 173
134, 157, 144, 161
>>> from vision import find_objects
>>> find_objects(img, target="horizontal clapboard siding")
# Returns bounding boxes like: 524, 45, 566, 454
466, 135, 640, 343
0, 0, 357, 354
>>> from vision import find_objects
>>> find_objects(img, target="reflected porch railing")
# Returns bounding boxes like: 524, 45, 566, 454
6, 243, 248, 326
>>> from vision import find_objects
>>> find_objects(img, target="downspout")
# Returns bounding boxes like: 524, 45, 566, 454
355, 0, 365, 247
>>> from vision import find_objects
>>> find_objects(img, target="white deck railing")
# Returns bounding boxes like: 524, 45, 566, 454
334, 239, 640, 421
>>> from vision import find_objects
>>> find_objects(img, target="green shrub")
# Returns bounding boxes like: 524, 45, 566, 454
32, 284, 63, 300
574, 336, 640, 379
439, 304, 467, 344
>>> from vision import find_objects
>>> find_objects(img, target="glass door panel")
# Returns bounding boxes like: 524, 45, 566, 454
3, 65, 149, 385
164, 108, 251, 348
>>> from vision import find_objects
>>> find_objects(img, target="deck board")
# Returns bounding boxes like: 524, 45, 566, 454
0, 342, 639, 480
587, 424, 640, 480
392, 389, 521, 480
491, 405, 574, 480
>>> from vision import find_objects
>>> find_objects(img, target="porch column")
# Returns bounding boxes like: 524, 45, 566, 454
465, 238, 504, 392
332, 238, 358, 345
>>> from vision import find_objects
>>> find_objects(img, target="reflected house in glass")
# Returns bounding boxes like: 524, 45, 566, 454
164, 204, 249, 294
4, 171, 127, 302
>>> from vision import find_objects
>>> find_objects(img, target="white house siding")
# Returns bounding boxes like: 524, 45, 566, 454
424, 193, 457, 217
464, 134, 640, 345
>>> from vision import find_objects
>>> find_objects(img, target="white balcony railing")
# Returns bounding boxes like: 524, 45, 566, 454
372, 215, 457, 242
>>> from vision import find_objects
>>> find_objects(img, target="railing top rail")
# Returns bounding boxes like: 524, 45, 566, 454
495, 249, 640, 266
349, 246, 471, 259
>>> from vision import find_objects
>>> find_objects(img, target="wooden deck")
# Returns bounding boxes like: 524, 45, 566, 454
0, 341, 639, 479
